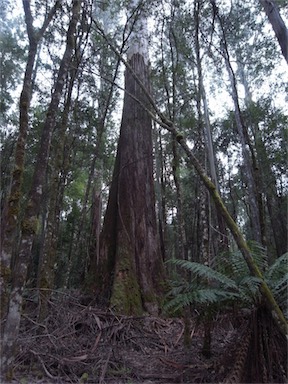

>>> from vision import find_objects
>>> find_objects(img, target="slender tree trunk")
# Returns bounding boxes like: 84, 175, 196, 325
237, 59, 269, 248
219, 30, 262, 243
37, 65, 78, 321
259, 0, 288, 63
1, 1, 81, 376
154, 128, 167, 262
172, 139, 187, 260
238, 59, 286, 255
194, 0, 228, 253
0, 0, 59, 319
168, 16, 187, 261
254, 124, 287, 256
88, 184, 102, 280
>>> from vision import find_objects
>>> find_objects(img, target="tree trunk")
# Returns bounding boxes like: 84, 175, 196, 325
259, 0, 288, 63
154, 124, 167, 262
172, 138, 187, 260
194, 0, 228, 253
0, 0, 59, 320
236, 59, 267, 247
96, 3, 164, 315
219, 30, 262, 244
37, 65, 78, 321
1, 1, 81, 376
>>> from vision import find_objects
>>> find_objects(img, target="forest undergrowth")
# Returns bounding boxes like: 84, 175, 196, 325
1, 290, 286, 384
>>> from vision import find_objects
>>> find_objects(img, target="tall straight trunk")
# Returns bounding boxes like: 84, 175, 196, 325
217, 16, 262, 243
96, 2, 164, 315
172, 139, 187, 260
238, 59, 286, 256
154, 124, 167, 261
194, 0, 228, 252
88, 185, 102, 277
1, 1, 81, 376
37, 66, 78, 321
0, 0, 59, 319
168, 18, 187, 262
259, 0, 288, 63
254, 122, 287, 256
237, 59, 268, 247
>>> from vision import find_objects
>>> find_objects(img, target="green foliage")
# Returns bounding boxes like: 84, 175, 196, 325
165, 245, 288, 319
264, 253, 288, 318
0, 3, 26, 119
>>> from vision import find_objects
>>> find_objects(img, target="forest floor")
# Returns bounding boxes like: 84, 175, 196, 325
2, 290, 247, 384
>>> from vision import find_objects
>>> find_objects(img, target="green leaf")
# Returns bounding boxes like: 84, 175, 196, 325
167, 259, 238, 290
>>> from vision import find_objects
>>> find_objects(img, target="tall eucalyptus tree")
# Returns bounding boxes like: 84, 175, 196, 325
94, 0, 165, 315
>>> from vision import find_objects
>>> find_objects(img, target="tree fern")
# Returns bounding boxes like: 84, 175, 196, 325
165, 247, 287, 317
264, 253, 288, 319
265, 253, 288, 281
169, 259, 238, 290
165, 287, 239, 312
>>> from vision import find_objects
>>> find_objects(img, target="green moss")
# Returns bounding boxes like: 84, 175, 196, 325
176, 132, 184, 142
22, 216, 39, 235
12, 166, 24, 178
0, 264, 11, 318
110, 269, 142, 316
0, 264, 11, 279
110, 243, 143, 316
9, 190, 21, 204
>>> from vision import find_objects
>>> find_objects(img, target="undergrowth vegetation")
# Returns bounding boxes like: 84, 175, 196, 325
165, 242, 288, 317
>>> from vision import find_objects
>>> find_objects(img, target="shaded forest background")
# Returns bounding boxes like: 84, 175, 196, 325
0, 0, 287, 382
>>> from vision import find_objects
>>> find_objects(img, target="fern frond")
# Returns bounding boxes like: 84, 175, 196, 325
230, 250, 250, 277
247, 241, 268, 270
236, 276, 262, 304
238, 275, 262, 293
270, 272, 288, 306
168, 259, 238, 290
265, 253, 288, 281
222, 242, 267, 279
164, 288, 239, 312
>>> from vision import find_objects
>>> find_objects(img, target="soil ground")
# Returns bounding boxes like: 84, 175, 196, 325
0, 291, 252, 383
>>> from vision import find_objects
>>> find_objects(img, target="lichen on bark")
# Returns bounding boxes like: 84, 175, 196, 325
21, 216, 39, 235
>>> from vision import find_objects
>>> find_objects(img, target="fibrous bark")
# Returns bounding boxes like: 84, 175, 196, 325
98, 52, 164, 315
95, 2, 164, 315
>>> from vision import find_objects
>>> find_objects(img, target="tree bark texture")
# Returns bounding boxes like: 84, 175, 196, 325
0, 0, 59, 320
260, 0, 288, 63
97, 53, 165, 315
1, 1, 81, 376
